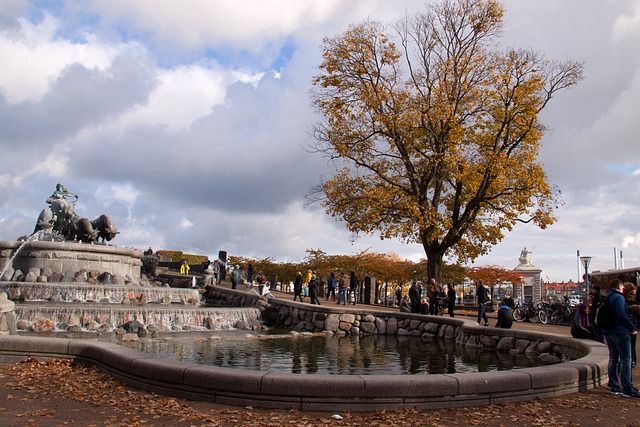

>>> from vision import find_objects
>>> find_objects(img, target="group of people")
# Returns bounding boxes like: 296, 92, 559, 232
579, 279, 639, 399
475, 280, 515, 329
398, 279, 515, 329
400, 279, 456, 317
292, 270, 361, 306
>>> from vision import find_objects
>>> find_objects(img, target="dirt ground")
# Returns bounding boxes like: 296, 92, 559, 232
0, 357, 639, 427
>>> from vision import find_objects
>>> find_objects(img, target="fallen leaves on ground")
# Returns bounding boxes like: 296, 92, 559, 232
1, 359, 639, 427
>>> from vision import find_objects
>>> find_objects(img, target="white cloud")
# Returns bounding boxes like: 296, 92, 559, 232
623, 233, 640, 249
0, 14, 130, 104
120, 64, 258, 131
0, 153, 68, 189
88, 0, 346, 49
1, 0, 640, 285
179, 217, 194, 229
612, 0, 640, 42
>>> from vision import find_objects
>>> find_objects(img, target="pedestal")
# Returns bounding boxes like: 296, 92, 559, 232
514, 263, 542, 303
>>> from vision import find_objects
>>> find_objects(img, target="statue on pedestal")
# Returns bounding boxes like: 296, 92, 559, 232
518, 247, 532, 266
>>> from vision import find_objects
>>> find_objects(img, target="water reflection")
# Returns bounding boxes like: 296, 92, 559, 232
122, 333, 552, 375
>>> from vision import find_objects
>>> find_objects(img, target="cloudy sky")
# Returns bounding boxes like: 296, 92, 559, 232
0, 0, 639, 282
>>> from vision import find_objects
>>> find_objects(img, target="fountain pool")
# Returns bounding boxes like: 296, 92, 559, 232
120, 332, 554, 375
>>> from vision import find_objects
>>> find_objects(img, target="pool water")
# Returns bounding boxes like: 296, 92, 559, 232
121, 333, 552, 375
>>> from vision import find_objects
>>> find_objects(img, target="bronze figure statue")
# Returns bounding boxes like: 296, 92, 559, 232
34, 183, 118, 243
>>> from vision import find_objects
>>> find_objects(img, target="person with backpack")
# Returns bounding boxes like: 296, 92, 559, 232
602, 279, 639, 399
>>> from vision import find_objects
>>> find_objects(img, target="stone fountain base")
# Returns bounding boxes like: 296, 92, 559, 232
0, 239, 262, 333
0, 240, 142, 283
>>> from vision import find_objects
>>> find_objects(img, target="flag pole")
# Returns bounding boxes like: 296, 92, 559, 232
576, 249, 581, 284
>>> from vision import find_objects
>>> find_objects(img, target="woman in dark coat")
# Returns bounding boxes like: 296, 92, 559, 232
409, 282, 421, 314
293, 272, 304, 302
308, 273, 321, 305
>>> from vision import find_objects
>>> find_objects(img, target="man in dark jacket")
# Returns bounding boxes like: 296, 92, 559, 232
349, 271, 359, 305
293, 272, 304, 302
476, 280, 490, 326
602, 279, 639, 398
409, 282, 421, 314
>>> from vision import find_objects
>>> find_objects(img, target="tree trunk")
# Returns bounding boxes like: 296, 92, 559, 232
424, 247, 444, 284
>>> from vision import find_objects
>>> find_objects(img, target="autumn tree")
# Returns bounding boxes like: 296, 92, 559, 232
309, 0, 583, 282
467, 265, 523, 299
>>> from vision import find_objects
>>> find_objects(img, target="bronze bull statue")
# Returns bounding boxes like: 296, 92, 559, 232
71, 214, 118, 243
90, 214, 119, 242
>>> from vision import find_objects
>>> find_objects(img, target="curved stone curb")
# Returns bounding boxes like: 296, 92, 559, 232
0, 329, 608, 412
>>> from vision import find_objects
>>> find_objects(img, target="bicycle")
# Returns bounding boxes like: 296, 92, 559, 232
513, 300, 548, 324
548, 299, 576, 325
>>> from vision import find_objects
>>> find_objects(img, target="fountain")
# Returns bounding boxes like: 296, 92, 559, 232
0, 184, 260, 333
0, 184, 609, 411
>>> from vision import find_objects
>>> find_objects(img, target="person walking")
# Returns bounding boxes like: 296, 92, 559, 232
476, 280, 490, 326
602, 279, 639, 399
337, 272, 349, 305
305, 270, 313, 287
308, 273, 321, 305
326, 272, 337, 301
349, 271, 359, 305
293, 272, 304, 302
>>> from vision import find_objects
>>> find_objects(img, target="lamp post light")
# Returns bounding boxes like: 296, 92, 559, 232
580, 256, 592, 301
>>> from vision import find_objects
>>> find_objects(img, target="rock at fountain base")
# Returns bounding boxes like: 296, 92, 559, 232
119, 333, 139, 342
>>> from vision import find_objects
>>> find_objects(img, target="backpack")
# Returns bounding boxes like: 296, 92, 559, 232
594, 295, 614, 329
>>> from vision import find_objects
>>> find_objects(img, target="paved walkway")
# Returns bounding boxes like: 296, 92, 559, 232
239, 282, 573, 336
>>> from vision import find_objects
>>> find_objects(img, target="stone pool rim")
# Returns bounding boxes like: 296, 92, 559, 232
0, 317, 608, 412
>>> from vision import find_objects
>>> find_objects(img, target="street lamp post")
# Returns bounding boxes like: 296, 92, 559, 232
580, 256, 592, 301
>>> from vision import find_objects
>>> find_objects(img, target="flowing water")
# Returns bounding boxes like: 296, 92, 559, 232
1, 282, 200, 305
15, 304, 261, 331
0, 232, 42, 280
